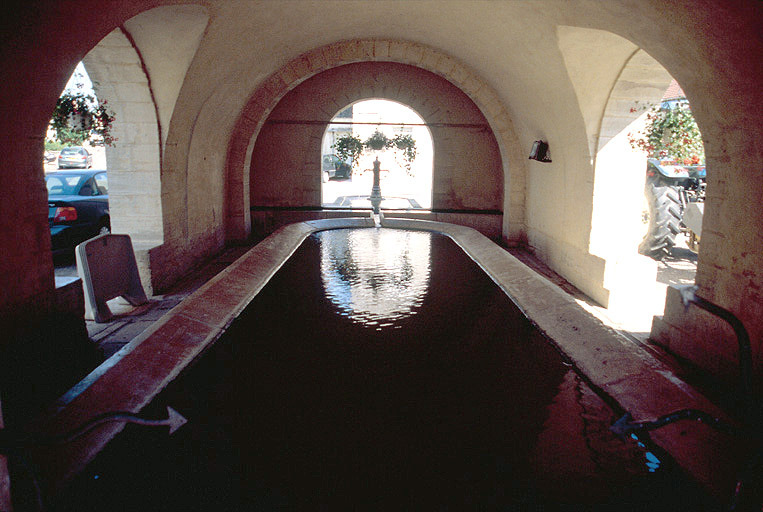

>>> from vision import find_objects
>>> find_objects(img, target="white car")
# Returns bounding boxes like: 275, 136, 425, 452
58, 146, 93, 169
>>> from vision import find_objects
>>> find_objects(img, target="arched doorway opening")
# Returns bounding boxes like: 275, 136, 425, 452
44, 62, 109, 172
246, 59, 504, 241
46, 5, 209, 295
321, 99, 434, 210
46, 27, 164, 296
589, 48, 706, 336
46, 62, 111, 270
635, 80, 705, 268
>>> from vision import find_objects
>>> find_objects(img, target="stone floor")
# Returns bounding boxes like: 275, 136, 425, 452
55, 244, 255, 360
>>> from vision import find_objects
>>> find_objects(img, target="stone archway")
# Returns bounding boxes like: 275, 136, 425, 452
225, 39, 527, 244
83, 28, 163, 247
319, 99, 435, 209
249, 61, 502, 223
81, 5, 209, 293
585, 49, 675, 327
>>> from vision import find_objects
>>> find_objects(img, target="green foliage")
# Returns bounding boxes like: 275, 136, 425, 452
391, 134, 416, 163
364, 130, 389, 151
332, 133, 364, 167
49, 91, 117, 147
629, 101, 704, 164
332, 129, 418, 173
44, 139, 66, 151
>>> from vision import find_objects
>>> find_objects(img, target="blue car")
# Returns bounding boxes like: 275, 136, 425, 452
45, 170, 109, 255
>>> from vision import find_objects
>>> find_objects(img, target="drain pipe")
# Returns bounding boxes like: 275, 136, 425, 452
672, 284, 755, 413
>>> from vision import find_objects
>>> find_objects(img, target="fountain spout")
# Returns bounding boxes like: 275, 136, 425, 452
369, 157, 382, 215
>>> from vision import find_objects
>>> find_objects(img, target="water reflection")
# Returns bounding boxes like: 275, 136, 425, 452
318, 228, 431, 328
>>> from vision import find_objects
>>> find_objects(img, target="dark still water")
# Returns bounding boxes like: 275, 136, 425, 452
48, 229, 713, 511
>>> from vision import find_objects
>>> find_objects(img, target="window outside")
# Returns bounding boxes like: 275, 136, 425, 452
321, 100, 433, 210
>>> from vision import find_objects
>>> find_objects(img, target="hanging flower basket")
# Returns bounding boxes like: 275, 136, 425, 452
628, 101, 704, 164
365, 130, 389, 151
69, 112, 92, 131
332, 129, 417, 172
49, 91, 117, 147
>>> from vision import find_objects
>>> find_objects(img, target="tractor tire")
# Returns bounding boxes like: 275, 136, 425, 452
638, 179, 682, 260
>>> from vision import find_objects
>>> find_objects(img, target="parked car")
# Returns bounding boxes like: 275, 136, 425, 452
45, 170, 109, 254
57, 146, 93, 169
322, 154, 352, 182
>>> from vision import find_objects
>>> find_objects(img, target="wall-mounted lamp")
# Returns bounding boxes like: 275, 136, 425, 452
529, 140, 552, 163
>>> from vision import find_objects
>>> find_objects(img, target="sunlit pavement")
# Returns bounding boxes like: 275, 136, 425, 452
322, 165, 432, 208
510, 234, 698, 344
584, 236, 698, 346
44, 145, 107, 173
656, 236, 698, 287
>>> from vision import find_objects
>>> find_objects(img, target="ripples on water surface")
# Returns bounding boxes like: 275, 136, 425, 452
319, 228, 431, 329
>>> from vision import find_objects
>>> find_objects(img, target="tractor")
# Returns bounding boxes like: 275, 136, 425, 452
639, 158, 706, 260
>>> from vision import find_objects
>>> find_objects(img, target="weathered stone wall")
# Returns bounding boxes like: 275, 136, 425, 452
633, 2, 763, 386
249, 61, 503, 213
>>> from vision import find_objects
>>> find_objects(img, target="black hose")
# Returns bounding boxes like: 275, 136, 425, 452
610, 409, 743, 438
689, 294, 755, 413
675, 285, 756, 417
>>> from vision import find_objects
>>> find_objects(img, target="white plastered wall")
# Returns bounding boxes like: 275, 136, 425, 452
517, 27, 634, 310
82, 6, 209, 293
83, 30, 163, 245
588, 46, 674, 328
515, 27, 675, 329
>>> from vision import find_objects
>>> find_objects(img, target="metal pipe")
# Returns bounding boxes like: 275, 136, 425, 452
0, 407, 186, 511
610, 409, 741, 438
673, 285, 755, 414
0, 407, 187, 453
611, 409, 761, 512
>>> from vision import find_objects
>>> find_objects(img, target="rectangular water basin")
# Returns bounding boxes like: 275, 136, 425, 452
40, 227, 716, 510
